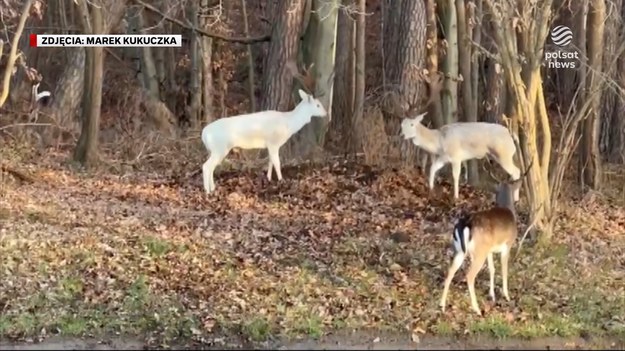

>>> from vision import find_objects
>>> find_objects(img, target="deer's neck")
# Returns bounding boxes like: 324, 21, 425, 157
287, 103, 313, 134
418, 125, 443, 154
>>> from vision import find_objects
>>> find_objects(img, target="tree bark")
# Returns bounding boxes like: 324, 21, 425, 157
288, 0, 339, 159
352, 0, 366, 153
73, 0, 104, 167
260, 0, 306, 112
187, 0, 202, 127
442, 0, 459, 124
425, 0, 443, 128
579, 0, 606, 189
382, 0, 402, 89
49, 1, 127, 130
456, 0, 478, 183
200, 0, 215, 124
329, 2, 356, 152
386, 0, 427, 166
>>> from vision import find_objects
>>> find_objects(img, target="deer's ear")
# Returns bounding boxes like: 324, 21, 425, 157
415, 112, 427, 124
298, 89, 308, 101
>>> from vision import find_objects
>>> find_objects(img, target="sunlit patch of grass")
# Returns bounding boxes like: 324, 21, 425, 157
243, 317, 272, 342
469, 315, 513, 339
432, 320, 455, 336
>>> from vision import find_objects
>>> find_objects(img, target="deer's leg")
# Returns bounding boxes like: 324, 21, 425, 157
203, 150, 227, 193
451, 160, 463, 199
487, 253, 496, 302
466, 250, 488, 316
501, 248, 511, 301
267, 145, 283, 181
429, 157, 447, 190
440, 251, 466, 312
266, 157, 273, 181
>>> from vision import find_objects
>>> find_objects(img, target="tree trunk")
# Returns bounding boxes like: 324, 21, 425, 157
382, 0, 402, 89
610, 51, 625, 163
352, 0, 366, 154
49, 1, 127, 131
73, 0, 104, 167
425, 0, 443, 128
200, 0, 215, 124
387, 0, 427, 166
441, 0, 459, 124
456, 0, 478, 183
260, 0, 306, 112
0, 0, 34, 108
483, 0, 555, 237
329, 2, 356, 152
240, 0, 256, 113
137, 9, 159, 99
579, 0, 605, 189
288, 0, 339, 159
187, 0, 202, 127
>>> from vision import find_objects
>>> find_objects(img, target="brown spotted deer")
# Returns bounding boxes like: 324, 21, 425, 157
439, 161, 533, 316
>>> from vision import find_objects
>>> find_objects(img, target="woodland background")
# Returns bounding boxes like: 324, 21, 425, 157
0, 0, 624, 348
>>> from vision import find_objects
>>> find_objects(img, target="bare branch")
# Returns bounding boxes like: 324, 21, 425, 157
133, 0, 270, 44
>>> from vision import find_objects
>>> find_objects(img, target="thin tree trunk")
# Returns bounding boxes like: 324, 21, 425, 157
329, 3, 355, 151
456, 0, 478, 183
73, 0, 104, 167
352, 0, 366, 153
425, 0, 443, 128
200, 0, 215, 124
240, 0, 256, 113
187, 0, 202, 127
442, 0, 459, 124
579, 0, 605, 189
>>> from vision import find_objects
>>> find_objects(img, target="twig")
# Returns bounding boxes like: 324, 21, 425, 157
133, 0, 270, 44
514, 203, 544, 261
0, 122, 53, 131
1, 164, 35, 183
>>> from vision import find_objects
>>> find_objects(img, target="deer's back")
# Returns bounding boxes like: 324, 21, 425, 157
470, 207, 517, 251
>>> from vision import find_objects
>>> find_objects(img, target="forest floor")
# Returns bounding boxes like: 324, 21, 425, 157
1, 146, 625, 349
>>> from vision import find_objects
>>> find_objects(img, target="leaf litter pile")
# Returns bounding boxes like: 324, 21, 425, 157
1, 158, 624, 345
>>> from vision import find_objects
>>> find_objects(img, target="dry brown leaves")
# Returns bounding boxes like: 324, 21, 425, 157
1, 154, 624, 342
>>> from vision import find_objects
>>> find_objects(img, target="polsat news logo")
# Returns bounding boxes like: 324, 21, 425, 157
29, 34, 182, 47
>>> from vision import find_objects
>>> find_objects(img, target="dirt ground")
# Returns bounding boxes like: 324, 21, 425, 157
1, 332, 624, 350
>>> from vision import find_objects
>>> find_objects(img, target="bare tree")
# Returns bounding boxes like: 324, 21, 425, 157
0, 0, 35, 108
73, 0, 105, 167
482, 0, 554, 235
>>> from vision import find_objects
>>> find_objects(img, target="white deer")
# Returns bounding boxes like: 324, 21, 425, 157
201, 62, 330, 194
400, 112, 521, 201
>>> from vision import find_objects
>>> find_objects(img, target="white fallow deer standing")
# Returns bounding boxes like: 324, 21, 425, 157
400, 113, 522, 201
439, 161, 533, 315
200, 62, 330, 194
